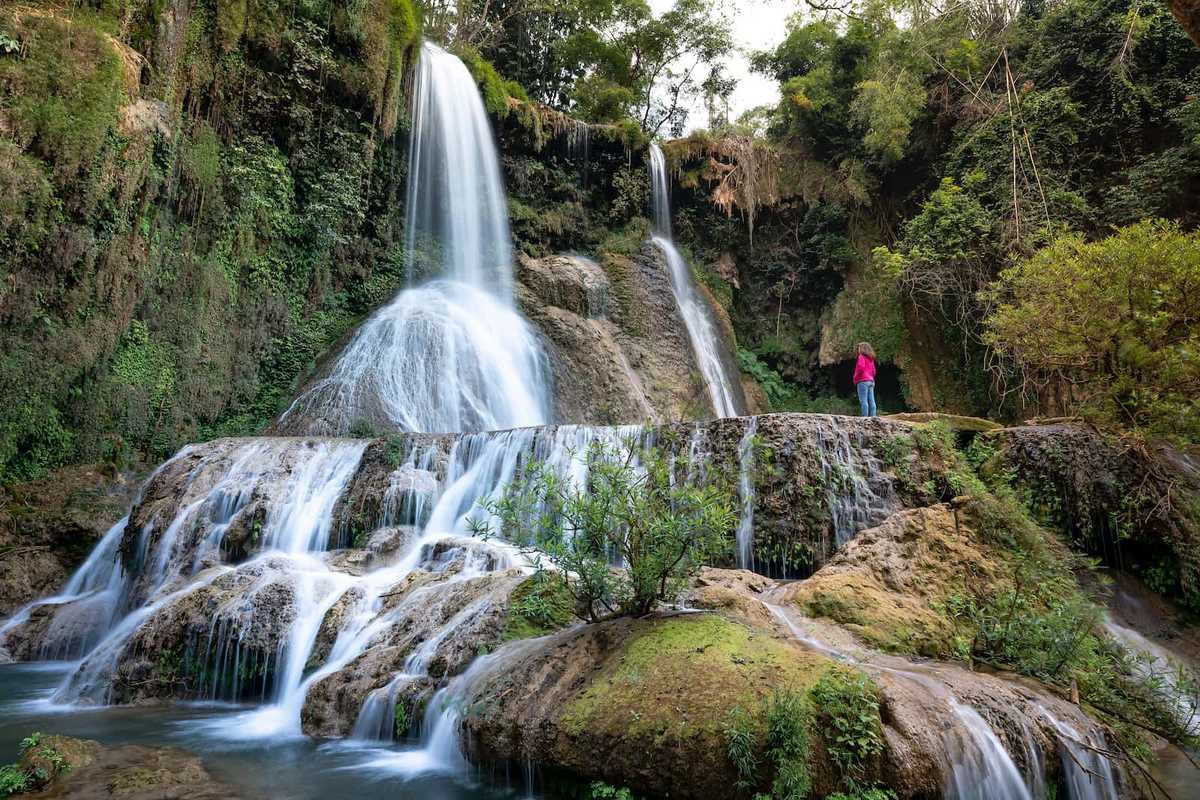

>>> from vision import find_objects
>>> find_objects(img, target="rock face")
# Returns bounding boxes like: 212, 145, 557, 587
276, 242, 750, 435
0, 464, 139, 615
457, 572, 1124, 800
988, 423, 1200, 612
787, 504, 999, 658
515, 245, 743, 425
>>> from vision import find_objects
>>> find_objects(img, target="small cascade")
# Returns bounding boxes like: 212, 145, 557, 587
810, 416, 899, 547
766, 601, 1040, 800
124, 438, 367, 605
647, 144, 744, 419
1103, 616, 1200, 735
942, 699, 1034, 800
277, 42, 550, 436
1037, 705, 1119, 800
352, 672, 413, 741
735, 417, 758, 570
0, 517, 128, 660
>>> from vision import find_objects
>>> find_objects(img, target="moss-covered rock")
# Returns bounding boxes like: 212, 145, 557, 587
10, 734, 242, 799
989, 423, 1200, 613
461, 613, 836, 799
785, 504, 1002, 658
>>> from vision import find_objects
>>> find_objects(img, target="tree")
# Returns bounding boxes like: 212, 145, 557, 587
470, 438, 737, 621
982, 219, 1200, 442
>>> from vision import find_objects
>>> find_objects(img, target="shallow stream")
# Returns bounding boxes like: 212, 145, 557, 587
0, 662, 551, 800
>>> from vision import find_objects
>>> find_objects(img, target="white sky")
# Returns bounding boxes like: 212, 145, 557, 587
650, 0, 795, 132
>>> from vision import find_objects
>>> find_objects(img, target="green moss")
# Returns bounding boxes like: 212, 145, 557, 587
0, 141, 59, 260
563, 615, 830, 742
361, 0, 421, 135
454, 45, 525, 119
501, 574, 575, 641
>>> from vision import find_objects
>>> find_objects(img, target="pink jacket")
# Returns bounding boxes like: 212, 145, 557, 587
853, 354, 876, 384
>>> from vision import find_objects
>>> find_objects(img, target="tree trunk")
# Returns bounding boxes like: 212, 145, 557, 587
1173, 0, 1200, 47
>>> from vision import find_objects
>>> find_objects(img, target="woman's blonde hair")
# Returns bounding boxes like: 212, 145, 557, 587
857, 341, 876, 359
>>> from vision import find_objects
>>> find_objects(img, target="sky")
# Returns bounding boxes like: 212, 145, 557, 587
650, 0, 796, 131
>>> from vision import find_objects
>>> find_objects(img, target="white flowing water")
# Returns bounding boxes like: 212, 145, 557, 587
810, 417, 898, 546
278, 42, 550, 436
1037, 705, 1118, 800
0, 517, 128, 660
1103, 616, 1200, 735
735, 416, 758, 570
647, 144, 743, 419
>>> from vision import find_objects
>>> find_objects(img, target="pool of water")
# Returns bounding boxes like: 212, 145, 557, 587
0, 662, 546, 800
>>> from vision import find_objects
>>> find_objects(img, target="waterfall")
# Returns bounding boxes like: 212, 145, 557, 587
766, 601, 1042, 800
1037, 705, 1119, 800
0, 517, 128, 661
735, 416, 758, 570
647, 144, 744, 419
278, 41, 550, 436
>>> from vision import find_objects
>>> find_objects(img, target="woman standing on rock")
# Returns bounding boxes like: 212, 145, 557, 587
853, 342, 877, 417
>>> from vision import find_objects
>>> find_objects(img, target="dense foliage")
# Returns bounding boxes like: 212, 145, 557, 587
424, 0, 734, 135
983, 219, 1200, 441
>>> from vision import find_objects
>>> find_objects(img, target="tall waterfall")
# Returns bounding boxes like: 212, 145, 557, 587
278, 42, 550, 436
647, 143, 744, 419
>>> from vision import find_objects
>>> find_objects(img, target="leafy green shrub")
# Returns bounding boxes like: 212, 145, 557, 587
724, 691, 814, 800
737, 349, 796, 409
473, 438, 736, 621
0, 763, 28, 797
761, 690, 813, 800
809, 668, 884, 790
983, 219, 1200, 443
586, 783, 638, 800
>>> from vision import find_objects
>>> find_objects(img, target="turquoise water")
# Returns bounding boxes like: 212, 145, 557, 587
0, 662, 546, 800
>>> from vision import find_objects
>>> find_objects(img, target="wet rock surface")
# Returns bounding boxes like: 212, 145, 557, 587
516, 247, 711, 424
989, 423, 1200, 611
17, 735, 244, 799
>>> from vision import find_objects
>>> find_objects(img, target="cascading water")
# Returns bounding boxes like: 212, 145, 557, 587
0, 517, 128, 661
278, 42, 550, 436
735, 416, 758, 570
764, 601, 1098, 800
647, 144, 744, 419
1037, 705, 1119, 800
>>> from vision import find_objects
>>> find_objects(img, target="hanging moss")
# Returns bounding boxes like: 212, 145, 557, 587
362, 0, 421, 136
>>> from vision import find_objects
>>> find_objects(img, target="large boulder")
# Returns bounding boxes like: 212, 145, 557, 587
785, 504, 1005, 658
516, 247, 712, 424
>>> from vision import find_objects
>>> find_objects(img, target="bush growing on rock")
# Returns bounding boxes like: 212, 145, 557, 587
472, 438, 737, 621
983, 220, 1200, 443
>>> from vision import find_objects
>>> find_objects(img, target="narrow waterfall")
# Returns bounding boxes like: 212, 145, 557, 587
735, 416, 758, 570
0, 517, 128, 661
1037, 705, 1119, 800
278, 41, 550, 436
647, 144, 744, 419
